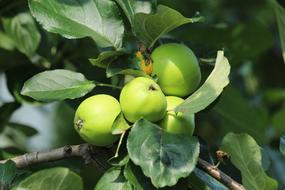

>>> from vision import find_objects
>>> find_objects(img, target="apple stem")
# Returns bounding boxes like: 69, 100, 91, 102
107, 132, 126, 163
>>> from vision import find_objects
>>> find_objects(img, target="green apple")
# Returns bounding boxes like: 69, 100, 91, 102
151, 43, 201, 97
159, 96, 195, 136
120, 77, 167, 123
74, 94, 120, 146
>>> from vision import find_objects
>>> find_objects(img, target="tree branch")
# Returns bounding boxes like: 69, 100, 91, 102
197, 158, 245, 190
0, 144, 245, 190
0, 144, 108, 169
0, 144, 85, 168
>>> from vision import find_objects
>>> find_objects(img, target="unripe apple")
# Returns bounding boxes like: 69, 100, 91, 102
120, 77, 167, 123
151, 43, 201, 97
159, 96, 195, 136
74, 94, 120, 146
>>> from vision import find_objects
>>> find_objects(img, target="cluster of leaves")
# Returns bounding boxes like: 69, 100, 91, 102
0, 0, 284, 190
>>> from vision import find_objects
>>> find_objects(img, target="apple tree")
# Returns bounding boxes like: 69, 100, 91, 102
0, 0, 284, 190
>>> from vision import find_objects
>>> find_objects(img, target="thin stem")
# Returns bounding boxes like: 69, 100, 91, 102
112, 132, 125, 159
94, 82, 122, 90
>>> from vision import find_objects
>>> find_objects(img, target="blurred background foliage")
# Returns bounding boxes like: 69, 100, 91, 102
0, 0, 284, 189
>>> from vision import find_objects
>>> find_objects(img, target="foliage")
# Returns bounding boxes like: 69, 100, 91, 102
221, 133, 278, 190
21, 70, 95, 102
15, 167, 84, 190
0, 160, 17, 189
175, 51, 230, 114
28, 0, 124, 49
269, 0, 285, 63
133, 5, 204, 47
127, 119, 199, 188
0, 0, 284, 189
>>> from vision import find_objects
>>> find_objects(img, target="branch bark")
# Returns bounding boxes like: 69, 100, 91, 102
197, 158, 245, 190
0, 144, 245, 190
0, 144, 98, 168
0, 144, 85, 168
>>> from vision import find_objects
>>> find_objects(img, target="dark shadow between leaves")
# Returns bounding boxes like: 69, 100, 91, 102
56, 0, 89, 6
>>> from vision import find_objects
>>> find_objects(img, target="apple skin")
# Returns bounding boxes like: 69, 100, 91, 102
151, 43, 201, 97
74, 94, 120, 146
159, 96, 195, 136
120, 77, 167, 123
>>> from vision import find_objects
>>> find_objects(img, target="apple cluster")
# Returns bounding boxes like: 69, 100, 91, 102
73, 43, 201, 146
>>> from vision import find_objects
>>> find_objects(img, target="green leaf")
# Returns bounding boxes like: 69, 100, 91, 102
127, 119, 199, 188
108, 132, 130, 167
124, 162, 189, 190
94, 167, 133, 190
0, 121, 37, 151
220, 133, 278, 190
0, 102, 20, 132
213, 87, 268, 144
6, 123, 38, 137
175, 51, 230, 114
28, 0, 124, 49
134, 5, 204, 47
0, 124, 35, 151
272, 108, 285, 136
264, 88, 285, 104
0, 160, 17, 188
0, 135, 18, 150
21, 69, 95, 102
89, 50, 127, 69
15, 167, 83, 190
112, 113, 131, 135
2, 12, 41, 57
280, 135, 285, 156
228, 22, 273, 61
270, 0, 285, 63
124, 162, 156, 190
107, 68, 148, 78
114, 0, 153, 26
0, 31, 15, 51
109, 154, 130, 167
